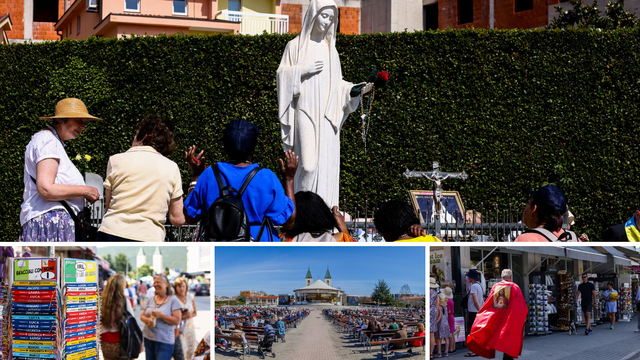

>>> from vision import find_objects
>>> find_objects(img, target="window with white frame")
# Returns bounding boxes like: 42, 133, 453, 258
173, 0, 187, 15
125, 0, 140, 12
228, 0, 240, 22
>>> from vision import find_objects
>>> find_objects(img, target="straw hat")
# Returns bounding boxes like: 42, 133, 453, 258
438, 293, 448, 306
40, 98, 102, 121
429, 277, 439, 289
442, 287, 453, 299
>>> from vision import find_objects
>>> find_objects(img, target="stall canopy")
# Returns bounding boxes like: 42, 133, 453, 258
504, 246, 565, 257
602, 246, 638, 266
564, 247, 607, 263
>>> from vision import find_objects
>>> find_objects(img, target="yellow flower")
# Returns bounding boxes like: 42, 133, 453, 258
84, 155, 92, 161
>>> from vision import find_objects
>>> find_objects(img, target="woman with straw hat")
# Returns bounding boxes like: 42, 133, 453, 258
20, 98, 101, 241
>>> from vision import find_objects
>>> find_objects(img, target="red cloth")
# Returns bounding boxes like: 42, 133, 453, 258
101, 331, 120, 343
466, 280, 528, 359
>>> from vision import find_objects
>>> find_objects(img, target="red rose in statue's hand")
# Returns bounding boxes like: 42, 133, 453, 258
377, 71, 389, 82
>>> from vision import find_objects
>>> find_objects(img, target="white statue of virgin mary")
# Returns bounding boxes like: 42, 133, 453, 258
277, 0, 371, 208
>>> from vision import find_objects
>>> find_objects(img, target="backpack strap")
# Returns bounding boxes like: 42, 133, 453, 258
557, 230, 578, 242
526, 228, 558, 242
237, 167, 263, 196
211, 164, 229, 197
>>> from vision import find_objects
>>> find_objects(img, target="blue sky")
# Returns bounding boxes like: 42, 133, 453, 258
215, 247, 426, 298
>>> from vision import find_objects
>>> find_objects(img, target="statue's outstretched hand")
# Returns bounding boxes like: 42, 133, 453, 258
302, 61, 324, 77
362, 82, 374, 94
279, 150, 299, 180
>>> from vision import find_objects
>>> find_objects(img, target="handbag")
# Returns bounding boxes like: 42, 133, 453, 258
30, 176, 96, 241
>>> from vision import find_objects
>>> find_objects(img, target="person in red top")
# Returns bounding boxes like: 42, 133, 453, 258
466, 269, 527, 360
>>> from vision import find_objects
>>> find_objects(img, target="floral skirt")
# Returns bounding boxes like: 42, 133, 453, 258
19, 209, 75, 242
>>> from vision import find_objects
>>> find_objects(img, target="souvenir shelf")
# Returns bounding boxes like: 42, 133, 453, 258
556, 274, 575, 331
527, 283, 552, 336
618, 283, 632, 322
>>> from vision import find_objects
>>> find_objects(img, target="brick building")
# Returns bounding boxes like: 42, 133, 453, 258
282, 0, 361, 34
1, 0, 64, 42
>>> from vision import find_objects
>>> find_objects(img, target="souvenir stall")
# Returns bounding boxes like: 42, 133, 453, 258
1, 252, 101, 360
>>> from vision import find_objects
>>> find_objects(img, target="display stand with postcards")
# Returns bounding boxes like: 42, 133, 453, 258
8, 257, 61, 360
527, 283, 552, 336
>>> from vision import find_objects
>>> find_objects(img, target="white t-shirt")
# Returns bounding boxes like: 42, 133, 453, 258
468, 282, 484, 312
21, 129, 85, 225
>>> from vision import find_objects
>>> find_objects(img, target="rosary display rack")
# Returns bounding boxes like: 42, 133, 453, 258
556, 273, 575, 331
618, 283, 632, 322
8, 257, 61, 360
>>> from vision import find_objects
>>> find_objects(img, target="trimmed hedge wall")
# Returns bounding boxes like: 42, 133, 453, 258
1, 30, 639, 241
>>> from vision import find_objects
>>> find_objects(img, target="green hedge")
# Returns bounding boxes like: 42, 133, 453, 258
1, 29, 639, 241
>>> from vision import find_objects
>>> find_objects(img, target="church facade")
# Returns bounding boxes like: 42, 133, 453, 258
293, 267, 345, 304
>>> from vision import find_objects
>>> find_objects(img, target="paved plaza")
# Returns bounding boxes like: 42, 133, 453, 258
440, 317, 640, 360
215, 307, 426, 360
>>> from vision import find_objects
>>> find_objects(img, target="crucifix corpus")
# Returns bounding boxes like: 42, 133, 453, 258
404, 161, 468, 215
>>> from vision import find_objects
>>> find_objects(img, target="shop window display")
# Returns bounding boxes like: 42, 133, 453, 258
528, 283, 552, 335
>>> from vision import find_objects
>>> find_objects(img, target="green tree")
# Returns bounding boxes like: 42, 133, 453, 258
549, 0, 638, 29
236, 295, 247, 304
138, 264, 154, 277
111, 253, 131, 274
371, 279, 395, 305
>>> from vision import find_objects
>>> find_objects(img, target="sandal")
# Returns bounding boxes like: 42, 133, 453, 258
444, 353, 450, 357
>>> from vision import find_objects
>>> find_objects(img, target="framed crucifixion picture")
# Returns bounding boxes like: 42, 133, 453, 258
408, 190, 465, 224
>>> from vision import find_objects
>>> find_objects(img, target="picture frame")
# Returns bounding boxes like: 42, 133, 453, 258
408, 190, 466, 224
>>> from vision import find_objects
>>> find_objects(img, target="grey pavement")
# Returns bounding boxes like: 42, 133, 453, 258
215, 307, 425, 360
439, 317, 640, 360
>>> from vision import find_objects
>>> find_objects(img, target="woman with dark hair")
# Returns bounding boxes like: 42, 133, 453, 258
373, 200, 440, 242
100, 274, 134, 360
184, 119, 298, 241
515, 184, 578, 242
20, 98, 101, 241
281, 191, 354, 242
97, 115, 185, 241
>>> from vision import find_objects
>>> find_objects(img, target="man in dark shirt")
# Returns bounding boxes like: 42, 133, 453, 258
575, 273, 597, 335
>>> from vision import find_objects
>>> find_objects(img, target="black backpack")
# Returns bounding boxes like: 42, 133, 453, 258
202, 165, 263, 241
119, 298, 143, 359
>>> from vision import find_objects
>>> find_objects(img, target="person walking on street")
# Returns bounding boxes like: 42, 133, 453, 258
467, 269, 527, 360
603, 282, 618, 329
430, 278, 440, 359
576, 273, 597, 335
464, 269, 483, 358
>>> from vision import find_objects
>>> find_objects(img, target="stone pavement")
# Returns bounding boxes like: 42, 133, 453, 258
215, 308, 426, 360
438, 317, 640, 360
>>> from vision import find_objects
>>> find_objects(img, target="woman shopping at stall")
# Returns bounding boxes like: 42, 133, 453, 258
100, 274, 135, 360
141, 274, 182, 360
603, 281, 618, 329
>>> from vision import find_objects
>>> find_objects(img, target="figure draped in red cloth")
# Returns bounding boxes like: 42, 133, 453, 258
466, 269, 528, 359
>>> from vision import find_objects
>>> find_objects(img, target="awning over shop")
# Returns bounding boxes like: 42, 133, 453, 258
565, 247, 607, 263
602, 246, 638, 266
504, 246, 565, 257
628, 266, 640, 272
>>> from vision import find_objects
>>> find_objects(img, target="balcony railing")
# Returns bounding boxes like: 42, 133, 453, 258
219, 10, 289, 35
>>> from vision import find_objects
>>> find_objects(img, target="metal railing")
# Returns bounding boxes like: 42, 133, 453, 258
218, 10, 289, 35
342, 201, 562, 242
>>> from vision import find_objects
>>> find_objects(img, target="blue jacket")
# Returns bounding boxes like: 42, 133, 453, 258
185, 162, 294, 241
